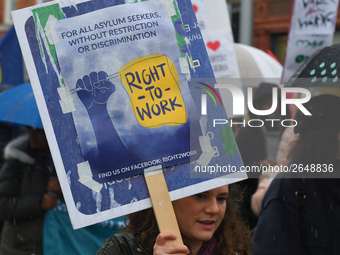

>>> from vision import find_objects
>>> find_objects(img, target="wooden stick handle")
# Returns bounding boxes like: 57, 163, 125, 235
144, 167, 183, 245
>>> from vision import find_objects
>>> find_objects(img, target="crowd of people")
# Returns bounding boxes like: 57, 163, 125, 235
1, 21, 340, 255
95, 82, 340, 255
1, 82, 339, 255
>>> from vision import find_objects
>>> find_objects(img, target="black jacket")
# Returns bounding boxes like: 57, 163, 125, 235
252, 173, 340, 255
96, 231, 149, 255
0, 135, 53, 255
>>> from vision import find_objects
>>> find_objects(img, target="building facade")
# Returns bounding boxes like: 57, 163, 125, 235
253, 0, 340, 63
0, 0, 50, 37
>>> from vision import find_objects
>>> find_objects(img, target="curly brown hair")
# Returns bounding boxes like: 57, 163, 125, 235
123, 184, 252, 255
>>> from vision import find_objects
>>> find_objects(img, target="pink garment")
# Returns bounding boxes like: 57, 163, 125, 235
276, 126, 299, 166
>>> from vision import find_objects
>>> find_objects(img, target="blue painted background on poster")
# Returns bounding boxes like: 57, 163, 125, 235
52, 1, 201, 182
23, 0, 244, 216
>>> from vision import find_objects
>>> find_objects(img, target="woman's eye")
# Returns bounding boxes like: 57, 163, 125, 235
217, 197, 227, 203
194, 194, 206, 200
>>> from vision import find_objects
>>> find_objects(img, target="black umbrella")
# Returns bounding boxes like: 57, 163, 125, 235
285, 43, 340, 88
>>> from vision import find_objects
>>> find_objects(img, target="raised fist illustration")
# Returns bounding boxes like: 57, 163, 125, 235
76, 71, 115, 109
74, 71, 140, 172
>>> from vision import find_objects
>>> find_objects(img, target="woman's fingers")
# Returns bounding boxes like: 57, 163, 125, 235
154, 232, 190, 255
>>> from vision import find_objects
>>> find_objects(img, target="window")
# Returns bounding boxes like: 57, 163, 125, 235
333, 30, 340, 45
4, 0, 17, 24
270, 33, 287, 64
36, 0, 51, 4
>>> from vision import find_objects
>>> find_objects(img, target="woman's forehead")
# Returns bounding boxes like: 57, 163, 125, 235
205, 185, 229, 194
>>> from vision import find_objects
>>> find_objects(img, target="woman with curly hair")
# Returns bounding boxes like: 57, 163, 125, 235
96, 184, 251, 255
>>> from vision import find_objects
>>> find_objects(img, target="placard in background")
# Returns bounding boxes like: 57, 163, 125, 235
282, 0, 339, 83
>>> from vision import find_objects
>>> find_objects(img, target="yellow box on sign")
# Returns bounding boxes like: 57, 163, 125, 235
119, 54, 187, 128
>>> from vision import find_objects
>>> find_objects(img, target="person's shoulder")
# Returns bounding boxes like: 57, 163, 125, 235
96, 231, 148, 255
114, 231, 136, 243
261, 173, 297, 209
4, 135, 34, 165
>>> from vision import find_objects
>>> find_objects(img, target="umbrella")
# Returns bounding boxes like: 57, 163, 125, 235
0, 83, 43, 128
234, 43, 283, 82
285, 43, 340, 88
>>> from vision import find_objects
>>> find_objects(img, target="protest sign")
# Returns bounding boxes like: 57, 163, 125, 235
12, 0, 246, 229
190, 0, 241, 119
282, 0, 339, 83
191, 0, 239, 78
31, 0, 202, 183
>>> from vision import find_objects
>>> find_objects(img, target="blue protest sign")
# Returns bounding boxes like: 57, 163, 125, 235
13, 0, 246, 229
